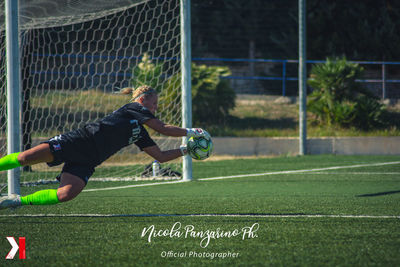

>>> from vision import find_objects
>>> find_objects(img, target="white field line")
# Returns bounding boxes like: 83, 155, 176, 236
300, 172, 400, 175
198, 161, 400, 181
0, 213, 399, 219
82, 161, 400, 193
83, 179, 188, 192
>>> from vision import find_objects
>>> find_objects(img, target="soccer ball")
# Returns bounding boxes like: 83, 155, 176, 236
187, 136, 213, 160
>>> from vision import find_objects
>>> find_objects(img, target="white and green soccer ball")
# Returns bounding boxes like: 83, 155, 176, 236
187, 136, 213, 160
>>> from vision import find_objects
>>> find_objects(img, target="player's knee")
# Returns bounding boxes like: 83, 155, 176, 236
157, 157, 166, 163
57, 187, 81, 202
17, 152, 29, 166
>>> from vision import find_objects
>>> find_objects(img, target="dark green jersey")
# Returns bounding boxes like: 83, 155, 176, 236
84, 102, 156, 164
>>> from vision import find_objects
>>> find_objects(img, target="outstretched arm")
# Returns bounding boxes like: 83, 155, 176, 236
145, 118, 209, 139
144, 118, 187, 137
143, 145, 186, 163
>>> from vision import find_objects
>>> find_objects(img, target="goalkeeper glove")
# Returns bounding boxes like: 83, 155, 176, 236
180, 145, 187, 156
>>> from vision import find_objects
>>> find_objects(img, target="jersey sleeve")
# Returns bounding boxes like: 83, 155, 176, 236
135, 127, 157, 150
125, 103, 156, 124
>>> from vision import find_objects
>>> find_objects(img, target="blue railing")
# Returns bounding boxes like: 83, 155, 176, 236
193, 57, 400, 98
31, 53, 400, 98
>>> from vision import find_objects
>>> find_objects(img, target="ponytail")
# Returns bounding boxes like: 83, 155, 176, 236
120, 87, 134, 95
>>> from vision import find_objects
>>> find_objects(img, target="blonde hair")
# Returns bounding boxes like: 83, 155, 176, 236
120, 85, 157, 102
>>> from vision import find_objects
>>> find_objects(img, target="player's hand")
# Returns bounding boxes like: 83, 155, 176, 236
186, 128, 211, 139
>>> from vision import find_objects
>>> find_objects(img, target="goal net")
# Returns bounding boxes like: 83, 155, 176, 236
0, 0, 183, 186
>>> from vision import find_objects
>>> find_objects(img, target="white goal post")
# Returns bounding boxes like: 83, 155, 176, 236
0, 0, 192, 194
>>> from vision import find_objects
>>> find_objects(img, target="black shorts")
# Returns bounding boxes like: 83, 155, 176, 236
43, 131, 98, 185
55, 163, 94, 185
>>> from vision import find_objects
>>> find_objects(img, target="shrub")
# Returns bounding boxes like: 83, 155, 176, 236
160, 63, 236, 126
353, 95, 387, 130
307, 57, 386, 129
191, 63, 235, 125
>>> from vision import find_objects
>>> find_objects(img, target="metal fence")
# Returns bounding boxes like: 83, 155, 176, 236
194, 58, 400, 99
28, 53, 400, 99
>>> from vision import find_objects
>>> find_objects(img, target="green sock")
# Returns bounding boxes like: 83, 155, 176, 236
0, 152, 21, 171
20, 189, 60, 206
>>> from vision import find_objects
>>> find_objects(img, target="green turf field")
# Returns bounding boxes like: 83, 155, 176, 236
1, 155, 400, 266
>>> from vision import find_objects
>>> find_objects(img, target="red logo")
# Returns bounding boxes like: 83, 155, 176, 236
5, 237, 25, 260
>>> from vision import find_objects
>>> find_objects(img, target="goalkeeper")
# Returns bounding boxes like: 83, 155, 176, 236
0, 85, 208, 209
